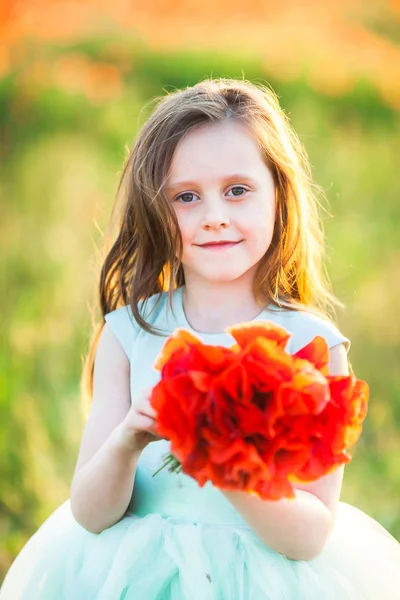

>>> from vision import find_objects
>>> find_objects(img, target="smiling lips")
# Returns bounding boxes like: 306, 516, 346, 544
197, 241, 241, 250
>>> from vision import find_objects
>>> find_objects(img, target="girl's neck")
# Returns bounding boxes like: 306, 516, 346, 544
180, 277, 266, 334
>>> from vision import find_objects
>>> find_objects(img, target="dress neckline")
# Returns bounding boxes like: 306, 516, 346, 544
171, 285, 276, 339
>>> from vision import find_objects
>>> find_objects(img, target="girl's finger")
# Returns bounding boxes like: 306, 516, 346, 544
133, 414, 155, 430
135, 404, 157, 421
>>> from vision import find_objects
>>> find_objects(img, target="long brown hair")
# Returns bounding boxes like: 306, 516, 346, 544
81, 77, 346, 407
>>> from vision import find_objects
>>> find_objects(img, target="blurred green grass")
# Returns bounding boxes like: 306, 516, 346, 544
1, 44, 399, 578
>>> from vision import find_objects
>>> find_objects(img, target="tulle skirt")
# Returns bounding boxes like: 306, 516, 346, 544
1, 499, 400, 599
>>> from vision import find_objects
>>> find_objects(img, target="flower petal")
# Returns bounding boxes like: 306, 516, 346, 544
226, 321, 291, 350
153, 328, 202, 370
293, 336, 330, 374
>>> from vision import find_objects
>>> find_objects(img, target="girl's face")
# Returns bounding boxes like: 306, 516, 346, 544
166, 120, 276, 285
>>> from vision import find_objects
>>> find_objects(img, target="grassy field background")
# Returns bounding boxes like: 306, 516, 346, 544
1, 3, 400, 579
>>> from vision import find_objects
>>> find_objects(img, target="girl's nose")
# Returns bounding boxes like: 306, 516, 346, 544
201, 200, 231, 230
202, 216, 230, 230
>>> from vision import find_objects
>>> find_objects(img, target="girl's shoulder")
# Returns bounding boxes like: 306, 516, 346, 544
264, 304, 351, 355
104, 291, 169, 358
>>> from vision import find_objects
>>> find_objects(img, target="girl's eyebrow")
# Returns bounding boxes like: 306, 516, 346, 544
166, 174, 257, 191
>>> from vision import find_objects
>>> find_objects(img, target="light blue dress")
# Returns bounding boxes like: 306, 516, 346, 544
1, 286, 400, 599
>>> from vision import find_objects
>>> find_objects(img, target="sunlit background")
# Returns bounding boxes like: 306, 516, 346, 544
1, 0, 400, 579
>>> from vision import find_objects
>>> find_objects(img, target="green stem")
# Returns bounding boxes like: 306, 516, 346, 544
152, 453, 181, 477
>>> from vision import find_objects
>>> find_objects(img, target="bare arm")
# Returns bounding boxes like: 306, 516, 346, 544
70, 427, 142, 535
221, 343, 349, 561
70, 323, 158, 534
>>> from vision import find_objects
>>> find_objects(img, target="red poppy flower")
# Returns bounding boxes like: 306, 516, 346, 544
149, 321, 369, 501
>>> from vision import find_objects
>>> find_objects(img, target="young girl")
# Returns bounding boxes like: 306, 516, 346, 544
1, 77, 399, 599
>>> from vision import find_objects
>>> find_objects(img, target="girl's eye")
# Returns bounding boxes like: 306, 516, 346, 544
228, 186, 248, 198
175, 186, 248, 203
176, 192, 198, 203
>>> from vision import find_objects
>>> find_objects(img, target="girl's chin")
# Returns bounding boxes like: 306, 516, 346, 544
192, 270, 251, 282
181, 260, 260, 283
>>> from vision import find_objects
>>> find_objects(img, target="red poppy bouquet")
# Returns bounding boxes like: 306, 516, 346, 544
149, 322, 369, 501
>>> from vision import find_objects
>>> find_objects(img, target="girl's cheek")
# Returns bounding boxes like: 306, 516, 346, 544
178, 213, 197, 239
174, 211, 187, 234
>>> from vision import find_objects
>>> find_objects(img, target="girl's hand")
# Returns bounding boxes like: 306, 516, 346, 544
117, 388, 164, 454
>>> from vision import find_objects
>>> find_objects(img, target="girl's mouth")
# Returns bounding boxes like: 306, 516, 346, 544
197, 241, 241, 250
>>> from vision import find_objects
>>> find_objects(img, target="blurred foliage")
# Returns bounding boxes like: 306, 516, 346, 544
2, 0, 400, 107
1, 0, 400, 582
